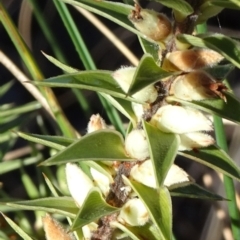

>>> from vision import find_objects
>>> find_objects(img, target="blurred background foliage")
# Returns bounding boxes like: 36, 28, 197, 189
0, 0, 240, 239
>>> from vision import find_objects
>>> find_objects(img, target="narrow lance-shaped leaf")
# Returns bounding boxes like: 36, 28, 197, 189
123, 177, 172, 240
103, 95, 137, 127
177, 33, 240, 68
143, 121, 179, 187
34, 71, 137, 102
151, 0, 193, 20
170, 183, 225, 200
40, 130, 132, 166
111, 221, 162, 240
1, 213, 33, 240
128, 54, 177, 95
138, 36, 159, 62
6, 197, 78, 218
17, 131, 75, 150
178, 145, 240, 181
211, 0, 240, 10
71, 188, 119, 231
197, 1, 223, 23
166, 92, 240, 124
203, 64, 234, 80
43, 53, 137, 123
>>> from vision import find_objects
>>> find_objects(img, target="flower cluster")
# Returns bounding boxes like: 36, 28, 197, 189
65, 114, 194, 239
65, 4, 229, 239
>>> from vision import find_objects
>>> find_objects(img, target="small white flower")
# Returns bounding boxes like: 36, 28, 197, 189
65, 163, 94, 207
87, 114, 107, 133
125, 129, 149, 161
112, 66, 158, 103
82, 222, 98, 240
179, 132, 215, 151
170, 71, 216, 101
90, 168, 111, 196
130, 160, 192, 189
117, 198, 149, 226
151, 105, 212, 134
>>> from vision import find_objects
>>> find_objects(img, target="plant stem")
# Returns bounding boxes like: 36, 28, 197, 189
197, 22, 240, 240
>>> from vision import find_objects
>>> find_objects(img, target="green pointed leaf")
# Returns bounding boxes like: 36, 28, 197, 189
177, 33, 240, 68
197, 1, 223, 23
143, 122, 179, 187
138, 37, 159, 62
1, 101, 41, 118
170, 183, 225, 200
124, 177, 172, 240
34, 71, 138, 102
40, 130, 132, 166
0, 80, 14, 98
151, 0, 193, 18
178, 145, 240, 181
211, 0, 240, 9
103, 95, 137, 127
166, 92, 240, 124
112, 221, 162, 240
42, 52, 77, 73
203, 64, 234, 80
17, 131, 75, 150
0, 155, 42, 175
6, 197, 78, 218
1, 213, 33, 240
128, 54, 176, 96
71, 188, 119, 230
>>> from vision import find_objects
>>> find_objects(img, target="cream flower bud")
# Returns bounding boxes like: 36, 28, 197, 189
179, 132, 215, 151
42, 214, 75, 240
130, 159, 156, 188
112, 66, 135, 93
170, 71, 217, 101
125, 129, 149, 161
151, 105, 212, 134
130, 160, 192, 189
117, 198, 149, 226
90, 168, 111, 196
131, 102, 144, 122
87, 114, 107, 133
162, 49, 223, 72
129, 5, 172, 42
164, 164, 193, 188
66, 163, 94, 207
82, 222, 98, 240
112, 66, 158, 103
